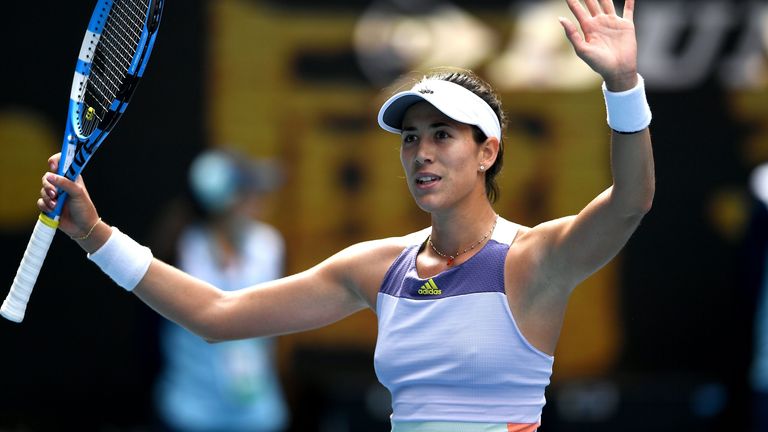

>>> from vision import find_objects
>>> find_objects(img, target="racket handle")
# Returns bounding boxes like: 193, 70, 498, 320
1, 215, 58, 323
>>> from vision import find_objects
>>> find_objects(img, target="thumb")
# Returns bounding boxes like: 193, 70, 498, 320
559, 17, 586, 55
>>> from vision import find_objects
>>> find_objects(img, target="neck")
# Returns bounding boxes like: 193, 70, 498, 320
428, 204, 498, 258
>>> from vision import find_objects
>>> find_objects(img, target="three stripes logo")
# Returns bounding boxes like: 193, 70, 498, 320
417, 278, 441, 295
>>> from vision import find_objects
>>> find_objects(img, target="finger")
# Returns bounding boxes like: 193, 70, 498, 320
583, 0, 602, 16
564, 0, 590, 24
38, 179, 58, 209
559, 17, 587, 53
41, 176, 57, 200
48, 153, 62, 173
39, 189, 56, 208
38, 197, 56, 213
623, 0, 634, 21
599, 0, 616, 15
46, 173, 80, 197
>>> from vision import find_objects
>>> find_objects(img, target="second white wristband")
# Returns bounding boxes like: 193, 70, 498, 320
602, 74, 652, 134
87, 227, 153, 291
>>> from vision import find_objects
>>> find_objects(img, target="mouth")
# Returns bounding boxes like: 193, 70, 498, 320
415, 174, 442, 187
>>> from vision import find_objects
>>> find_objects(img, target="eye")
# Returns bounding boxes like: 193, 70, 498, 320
435, 130, 450, 140
401, 134, 418, 145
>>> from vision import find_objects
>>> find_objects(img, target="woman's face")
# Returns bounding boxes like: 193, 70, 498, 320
399, 101, 488, 213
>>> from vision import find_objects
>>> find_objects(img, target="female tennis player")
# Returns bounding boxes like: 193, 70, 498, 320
39, 0, 653, 430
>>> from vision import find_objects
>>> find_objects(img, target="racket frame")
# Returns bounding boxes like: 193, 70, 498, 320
1, 0, 164, 322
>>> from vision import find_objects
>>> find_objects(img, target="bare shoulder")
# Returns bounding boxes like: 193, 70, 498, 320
324, 228, 429, 307
505, 216, 576, 292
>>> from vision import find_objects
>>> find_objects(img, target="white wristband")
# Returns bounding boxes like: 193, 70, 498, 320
87, 227, 153, 291
602, 74, 652, 133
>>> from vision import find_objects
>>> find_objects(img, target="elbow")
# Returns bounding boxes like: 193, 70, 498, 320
627, 194, 653, 219
639, 182, 656, 215
612, 177, 656, 218
636, 191, 654, 216
193, 315, 235, 344
167, 321, 226, 344
186, 322, 227, 344
639, 173, 656, 214
185, 295, 236, 343
196, 326, 233, 344
613, 184, 654, 219
190, 291, 264, 343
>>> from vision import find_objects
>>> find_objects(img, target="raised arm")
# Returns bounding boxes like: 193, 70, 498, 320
524, 0, 655, 290
40, 155, 377, 341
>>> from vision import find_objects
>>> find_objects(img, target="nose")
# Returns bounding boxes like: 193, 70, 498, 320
414, 140, 434, 166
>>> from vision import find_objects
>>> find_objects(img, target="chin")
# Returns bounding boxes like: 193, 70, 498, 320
412, 195, 445, 214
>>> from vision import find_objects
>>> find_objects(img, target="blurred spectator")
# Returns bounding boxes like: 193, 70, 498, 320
153, 149, 288, 432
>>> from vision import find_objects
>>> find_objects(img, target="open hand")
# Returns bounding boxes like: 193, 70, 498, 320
559, 0, 638, 91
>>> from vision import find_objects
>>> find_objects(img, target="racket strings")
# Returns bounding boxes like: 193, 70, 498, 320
79, 0, 149, 136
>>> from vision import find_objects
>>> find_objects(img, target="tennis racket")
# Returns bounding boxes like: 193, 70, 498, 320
1, 0, 164, 323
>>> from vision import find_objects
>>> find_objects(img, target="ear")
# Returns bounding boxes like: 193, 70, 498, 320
478, 136, 500, 171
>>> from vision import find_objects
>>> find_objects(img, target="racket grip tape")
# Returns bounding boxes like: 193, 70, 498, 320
1, 214, 58, 323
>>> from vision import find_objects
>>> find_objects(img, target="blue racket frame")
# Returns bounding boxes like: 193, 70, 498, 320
52, 0, 164, 221
0, 0, 164, 323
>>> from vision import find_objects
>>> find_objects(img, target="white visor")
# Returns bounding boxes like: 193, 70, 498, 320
377, 78, 501, 141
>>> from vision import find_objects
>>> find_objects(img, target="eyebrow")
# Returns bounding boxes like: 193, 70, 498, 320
401, 121, 454, 132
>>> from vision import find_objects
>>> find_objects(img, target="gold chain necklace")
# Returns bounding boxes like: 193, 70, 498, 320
428, 215, 498, 266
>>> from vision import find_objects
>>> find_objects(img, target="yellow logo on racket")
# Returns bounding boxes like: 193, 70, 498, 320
85, 106, 96, 121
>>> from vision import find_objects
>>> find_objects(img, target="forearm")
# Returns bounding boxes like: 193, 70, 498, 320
603, 75, 655, 216
133, 260, 228, 339
609, 128, 655, 216
79, 221, 228, 340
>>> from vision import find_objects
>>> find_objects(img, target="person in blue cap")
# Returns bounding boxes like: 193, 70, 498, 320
153, 150, 288, 432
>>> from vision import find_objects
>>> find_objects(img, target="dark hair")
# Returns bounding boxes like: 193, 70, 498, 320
400, 67, 507, 203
